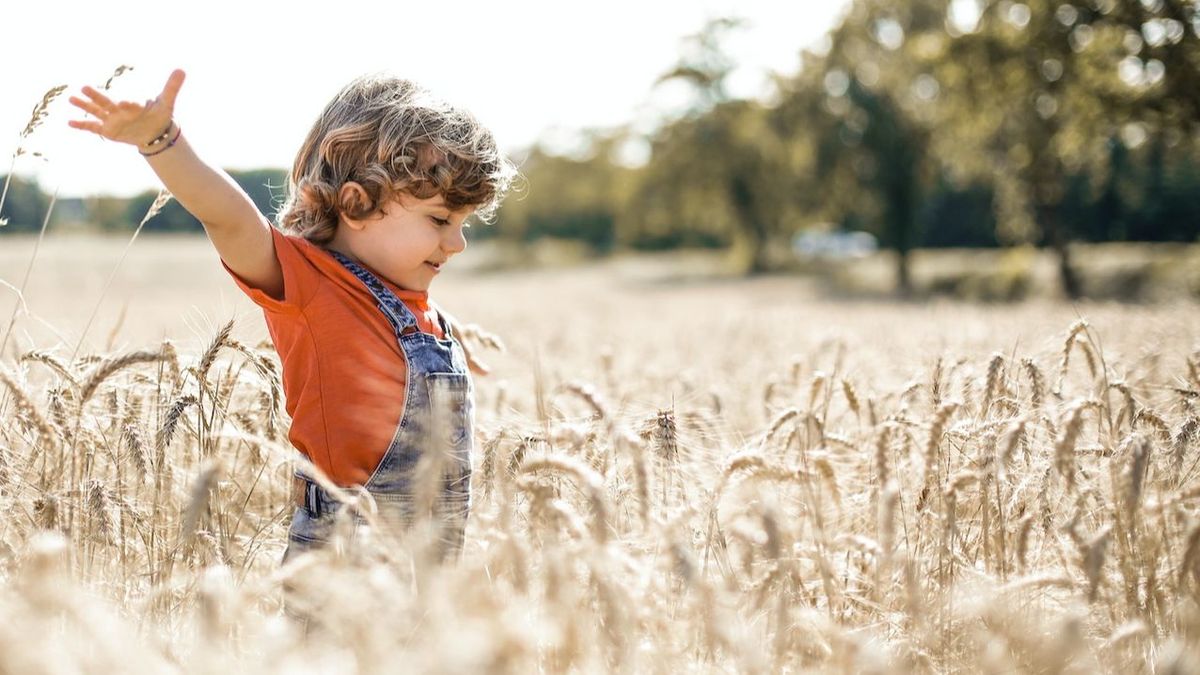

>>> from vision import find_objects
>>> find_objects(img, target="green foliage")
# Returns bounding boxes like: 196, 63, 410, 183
653, 17, 746, 111
622, 100, 796, 267
493, 137, 636, 250
92, 169, 288, 233
448, 0, 1200, 287
622, 18, 798, 272
5, 1, 1200, 300
0, 174, 51, 232
913, 0, 1200, 294
918, 180, 999, 248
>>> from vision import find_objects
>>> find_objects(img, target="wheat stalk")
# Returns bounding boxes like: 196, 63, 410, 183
1055, 402, 1087, 491
984, 352, 1006, 412
519, 453, 609, 543
101, 65, 133, 91
77, 350, 163, 405
196, 320, 235, 383
1056, 320, 1090, 395
19, 350, 78, 386
0, 364, 60, 454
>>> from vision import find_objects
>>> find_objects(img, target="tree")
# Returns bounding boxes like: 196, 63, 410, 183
630, 17, 796, 272
924, 0, 1200, 297
493, 132, 637, 250
0, 174, 51, 232
772, 0, 944, 294
116, 168, 288, 233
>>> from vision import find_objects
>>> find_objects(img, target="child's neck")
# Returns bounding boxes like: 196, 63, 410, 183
325, 229, 358, 263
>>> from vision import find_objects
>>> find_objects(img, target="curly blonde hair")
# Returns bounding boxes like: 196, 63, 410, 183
277, 74, 516, 244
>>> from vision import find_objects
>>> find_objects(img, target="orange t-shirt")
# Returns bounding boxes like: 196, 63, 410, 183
224, 226, 444, 487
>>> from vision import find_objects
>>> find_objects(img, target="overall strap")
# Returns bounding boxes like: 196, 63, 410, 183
428, 299, 458, 342
327, 250, 419, 335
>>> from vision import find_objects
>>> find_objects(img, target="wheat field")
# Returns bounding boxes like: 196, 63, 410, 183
0, 234, 1198, 674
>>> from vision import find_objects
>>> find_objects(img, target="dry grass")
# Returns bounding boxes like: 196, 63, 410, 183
0, 240, 1197, 673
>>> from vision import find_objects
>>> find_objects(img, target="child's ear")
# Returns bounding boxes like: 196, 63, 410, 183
337, 182, 373, 229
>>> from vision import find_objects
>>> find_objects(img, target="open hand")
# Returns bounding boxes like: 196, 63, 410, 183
68, 69, 185, 147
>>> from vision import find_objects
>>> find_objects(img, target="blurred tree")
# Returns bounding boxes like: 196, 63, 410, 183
629, 17, 796, 272
1102, 0, 1200, 128
116, 168, 288, 233
623, 100, 796, 266
919, 179, 999, 247
0, 174, 51, 232
494, 132, 636, 250
1134, 132, 1200, 241
85, 195, 131, 233
120, 190, 197, 232
772, 0, 945, 293
1111, 1, 1200, 244
1089, 136, 1129, 241
923, 0, 1200, 297
234, 168, 290, 223
655, 16, 743, 108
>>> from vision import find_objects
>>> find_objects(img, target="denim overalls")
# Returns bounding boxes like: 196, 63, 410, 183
283, 250, 474, 562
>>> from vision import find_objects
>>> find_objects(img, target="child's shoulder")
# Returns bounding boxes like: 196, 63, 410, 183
226, 227, 332, 312
271, 226, 345, 276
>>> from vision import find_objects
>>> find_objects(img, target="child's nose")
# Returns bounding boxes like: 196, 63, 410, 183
443, 225, 467, 254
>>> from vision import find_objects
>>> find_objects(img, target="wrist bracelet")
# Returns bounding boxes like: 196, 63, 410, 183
139, 125, 182, 157
143, 121, 175, 147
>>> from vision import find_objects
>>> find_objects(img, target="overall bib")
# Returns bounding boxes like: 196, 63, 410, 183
283, 250, 475, 561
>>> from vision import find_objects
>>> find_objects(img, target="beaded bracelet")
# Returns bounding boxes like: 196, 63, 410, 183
139, 125, 182, 157
143, 121, 174, 147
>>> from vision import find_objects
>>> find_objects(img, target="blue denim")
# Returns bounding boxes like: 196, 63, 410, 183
283, 250, 474, 561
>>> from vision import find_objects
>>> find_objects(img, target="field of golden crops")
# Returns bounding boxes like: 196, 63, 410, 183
0, 235, 1198, 673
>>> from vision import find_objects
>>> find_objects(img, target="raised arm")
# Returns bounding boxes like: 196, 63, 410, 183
68, 69, 284, 299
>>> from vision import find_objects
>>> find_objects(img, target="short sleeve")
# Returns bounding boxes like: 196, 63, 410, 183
222, 227, 321, 314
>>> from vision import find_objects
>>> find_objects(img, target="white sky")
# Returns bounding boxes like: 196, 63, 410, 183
4, 0, 849, 198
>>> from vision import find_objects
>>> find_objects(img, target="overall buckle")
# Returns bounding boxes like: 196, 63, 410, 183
305, 480, 323, 517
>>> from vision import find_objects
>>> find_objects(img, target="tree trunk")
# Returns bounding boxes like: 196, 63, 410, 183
748, 236, 771, 275
1039, 205, 1082, 299
887, 180, 916, 297
895, 248, 912, 297
1054, 239, 1082, 300
730, 175, 770, 274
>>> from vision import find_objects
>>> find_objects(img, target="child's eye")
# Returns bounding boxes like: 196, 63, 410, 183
430, 216, 450, 227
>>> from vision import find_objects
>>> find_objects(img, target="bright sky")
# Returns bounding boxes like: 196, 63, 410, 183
4, 0, 849, 198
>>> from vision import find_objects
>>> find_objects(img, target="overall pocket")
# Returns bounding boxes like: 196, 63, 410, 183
424, 372, 474, 500
282, 506, 334, 563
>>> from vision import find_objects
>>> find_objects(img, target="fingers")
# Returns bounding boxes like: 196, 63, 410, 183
74, 68, 184, 112
68, 95, 108, 119
160, 69, 186, 108
67, 119, 103, 134
80, 85, 116, 110
67, 69, 184, 139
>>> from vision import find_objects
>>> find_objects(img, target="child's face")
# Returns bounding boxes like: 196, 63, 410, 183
345, 192, 473, 292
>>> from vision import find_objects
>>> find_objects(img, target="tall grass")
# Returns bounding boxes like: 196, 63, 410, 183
0, 307, 1196, 673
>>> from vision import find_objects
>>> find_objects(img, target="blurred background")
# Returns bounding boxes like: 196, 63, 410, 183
4, 0, 1200, 303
